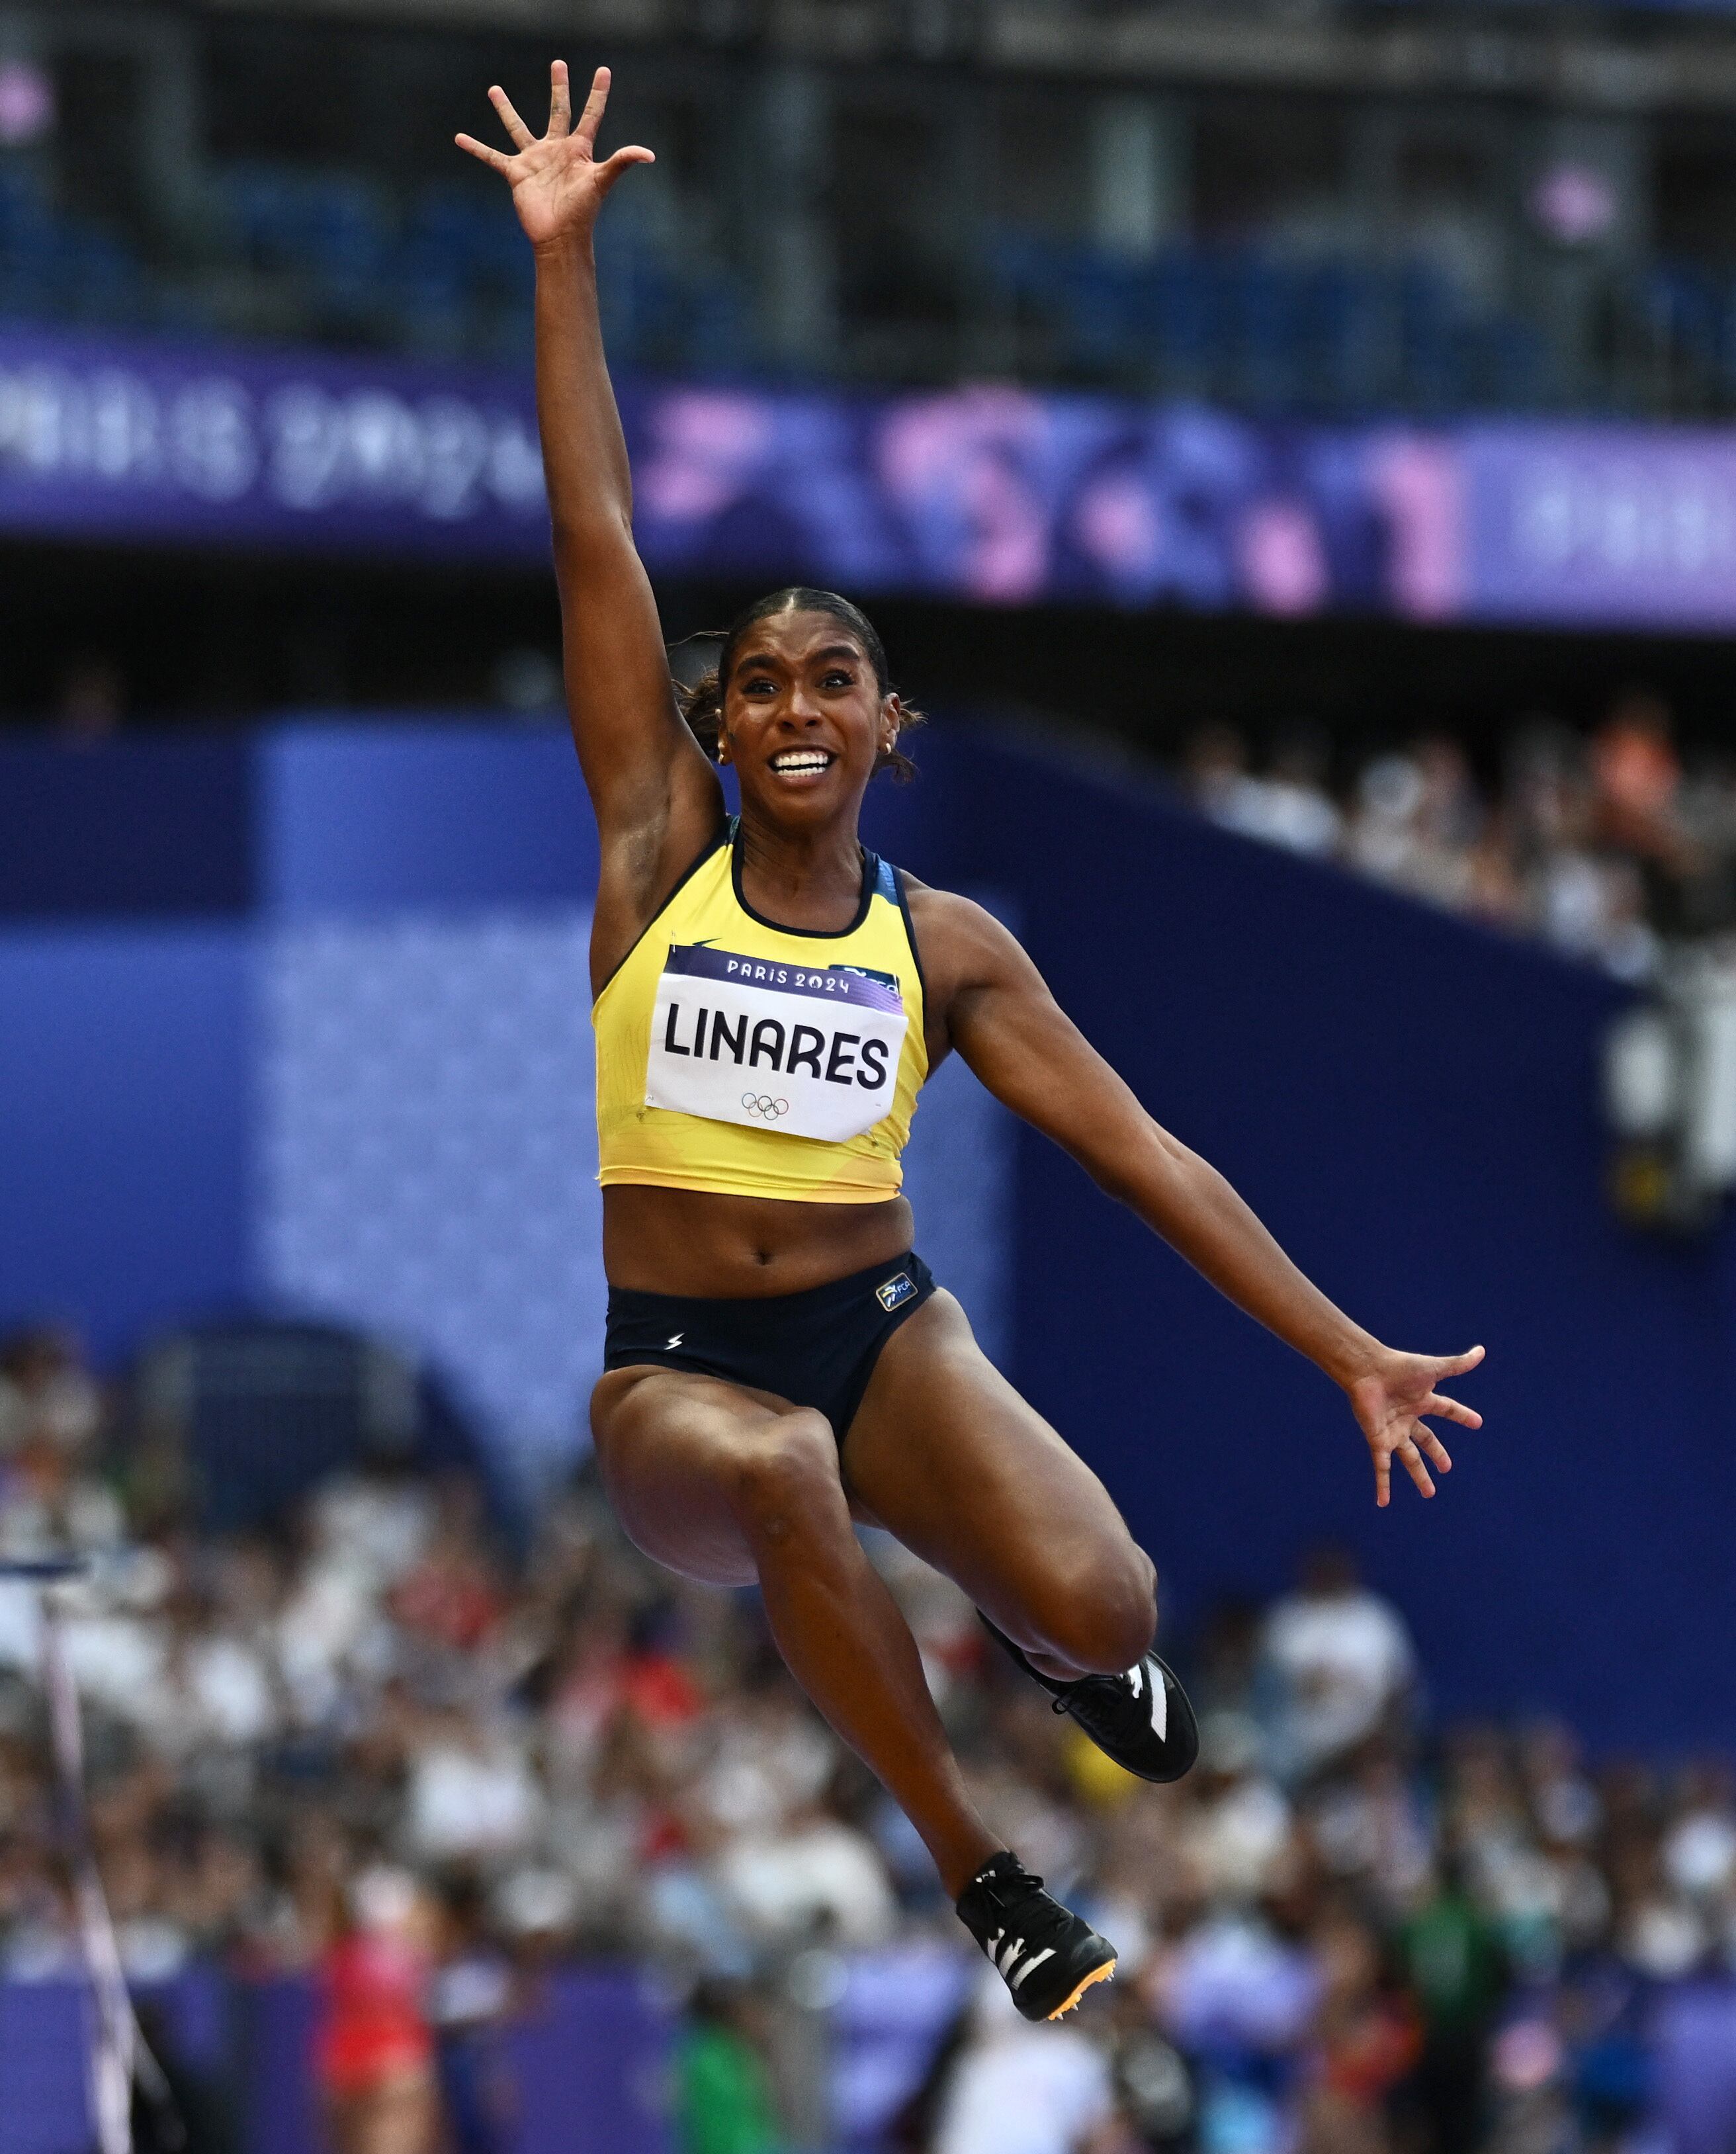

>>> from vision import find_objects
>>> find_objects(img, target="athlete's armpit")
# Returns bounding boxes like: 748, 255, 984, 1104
906, 884, 1164, 1184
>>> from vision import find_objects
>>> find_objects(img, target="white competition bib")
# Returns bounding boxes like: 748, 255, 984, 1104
646, 945, 908, 1142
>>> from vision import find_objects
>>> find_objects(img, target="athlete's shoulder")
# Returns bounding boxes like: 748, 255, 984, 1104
898, 873, 1000, 940
898, 877, 1037, 998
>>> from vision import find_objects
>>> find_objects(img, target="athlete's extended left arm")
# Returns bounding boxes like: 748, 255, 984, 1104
937, 900, 1483, 1506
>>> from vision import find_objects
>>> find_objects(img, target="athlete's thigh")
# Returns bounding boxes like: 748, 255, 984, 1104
590, 1365, 836, 1588
838, 1292, 1153, 1647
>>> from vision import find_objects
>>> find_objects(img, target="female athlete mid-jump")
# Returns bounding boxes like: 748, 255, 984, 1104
458, 64, 1484, 2022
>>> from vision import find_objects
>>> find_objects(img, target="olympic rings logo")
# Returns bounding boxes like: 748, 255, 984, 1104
742, 1093, 791, 1121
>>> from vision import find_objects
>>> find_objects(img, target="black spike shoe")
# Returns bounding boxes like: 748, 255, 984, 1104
955, 1851, 1117, 2022
980, 1614, 1199, 1784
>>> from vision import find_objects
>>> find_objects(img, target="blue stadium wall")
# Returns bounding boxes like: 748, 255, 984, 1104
0, 720, 1729, 1750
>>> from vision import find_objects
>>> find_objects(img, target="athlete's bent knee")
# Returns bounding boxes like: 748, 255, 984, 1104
725, 1411, 844, 1549
1039, 1551, 1156, 1676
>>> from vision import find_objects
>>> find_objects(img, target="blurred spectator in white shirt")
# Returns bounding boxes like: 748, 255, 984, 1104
1184, 722, 1263, 829
1344, 753, 1426, 888
0, 1326, 122, 1561
1258, 728, 1344, 859
0, 1326, 103, 1463
715, 1794, 896, 1950
1663, 1763, 1736, 1905
1260, 1546, 1416, 1784
406, 1713, 544, 1862
933, 1971, 1117, 2154
1184, 1713, 1294, 1903
1188, 723, 1342, 860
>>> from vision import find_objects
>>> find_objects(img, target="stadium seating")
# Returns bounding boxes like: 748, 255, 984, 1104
0, 152, 1732, 417
985, 234, 1555, 413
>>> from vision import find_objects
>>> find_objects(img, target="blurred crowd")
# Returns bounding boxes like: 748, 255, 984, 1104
3, 1324, 1736, 2154
1178, 692, 1736, 982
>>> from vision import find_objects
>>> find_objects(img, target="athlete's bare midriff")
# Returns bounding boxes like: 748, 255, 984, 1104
603, 1183, 916, 1297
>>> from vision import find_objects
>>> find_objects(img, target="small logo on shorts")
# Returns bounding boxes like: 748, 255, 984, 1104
875, 1272, 916, 1313
664, 1333, 684, 1350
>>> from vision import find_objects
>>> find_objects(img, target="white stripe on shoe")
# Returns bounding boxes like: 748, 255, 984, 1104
1147, 1661, 1167, 1741
989, 1930, 1059, 1992
1121, 1657, 1167, 1741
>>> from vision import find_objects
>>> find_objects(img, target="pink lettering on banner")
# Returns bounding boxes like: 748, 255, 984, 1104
876, 388, 1052, 603
1369, 435, 1466, 621
1237, 497, 1329, 617
1072, 472, 1163, 587
636, 392, 774, 523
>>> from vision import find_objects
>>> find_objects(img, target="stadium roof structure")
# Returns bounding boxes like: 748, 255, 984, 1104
149, 0, 1736, 113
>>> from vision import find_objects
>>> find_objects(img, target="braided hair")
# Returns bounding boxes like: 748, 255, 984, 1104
673, 587, 924, 782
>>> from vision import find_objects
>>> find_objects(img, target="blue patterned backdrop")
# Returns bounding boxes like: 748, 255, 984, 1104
257, 904, 1014, 1490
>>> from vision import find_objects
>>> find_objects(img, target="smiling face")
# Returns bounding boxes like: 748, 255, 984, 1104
718, 610, 900, 833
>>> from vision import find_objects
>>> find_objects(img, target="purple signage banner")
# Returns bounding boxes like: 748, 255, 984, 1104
0, 326, 551, 559
1463, 421, 1736, 629
621, 382, 1464, 622
6, 324, 1736, 632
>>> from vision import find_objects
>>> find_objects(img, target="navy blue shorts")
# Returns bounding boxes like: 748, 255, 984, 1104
603, 1251, 937, 1441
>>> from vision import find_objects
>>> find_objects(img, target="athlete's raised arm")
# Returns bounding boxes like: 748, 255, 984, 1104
910, 885, 1485, 1507
458, 64, 721, 980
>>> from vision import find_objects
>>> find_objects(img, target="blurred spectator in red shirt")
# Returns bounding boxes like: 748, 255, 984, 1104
317, 1865, 439, 2154
388, 1479, 505, 1654
1592, 691, 1684, 860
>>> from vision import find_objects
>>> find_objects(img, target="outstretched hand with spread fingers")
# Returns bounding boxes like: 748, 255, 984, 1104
456, 61, 652, 245
1345, 1344, 1485, 1507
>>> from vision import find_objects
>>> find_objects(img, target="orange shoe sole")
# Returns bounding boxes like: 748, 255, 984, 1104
1045, 1956, 1117, 2019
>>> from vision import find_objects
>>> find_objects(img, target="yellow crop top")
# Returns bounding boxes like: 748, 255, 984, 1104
593, 821, 929, 1203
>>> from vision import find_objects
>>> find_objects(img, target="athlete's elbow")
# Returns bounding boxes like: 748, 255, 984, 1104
1078, 1132, 1168, 1209
1084, 1154, 1141, 1208
550, 501, 635, 563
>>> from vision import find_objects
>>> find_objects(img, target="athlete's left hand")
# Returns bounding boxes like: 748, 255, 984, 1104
1346, 1345, 1484, 1506
456, 62, 653, 247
